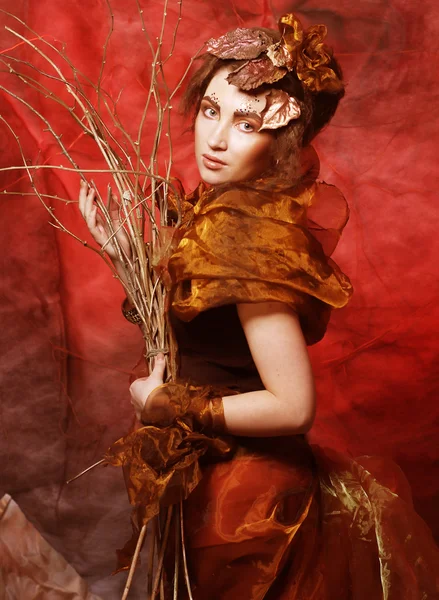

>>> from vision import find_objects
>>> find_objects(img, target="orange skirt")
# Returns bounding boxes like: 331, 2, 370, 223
179, 436, 439, 600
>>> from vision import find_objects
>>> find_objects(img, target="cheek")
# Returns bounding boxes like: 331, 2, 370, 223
194, 113, 212, 149
236, 135, 273, 169
194, 116, 202, 148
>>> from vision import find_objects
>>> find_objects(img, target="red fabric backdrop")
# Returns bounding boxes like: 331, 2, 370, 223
1, 0, 438, 596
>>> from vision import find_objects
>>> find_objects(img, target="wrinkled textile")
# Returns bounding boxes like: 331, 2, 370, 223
161, 181, 439, 598
180, 437, 439, 599
1, 1, 439, 597
169, 307, 439, 599
104, 412, 234, 572
169, 177, 353, 344
0, 495, 101, 599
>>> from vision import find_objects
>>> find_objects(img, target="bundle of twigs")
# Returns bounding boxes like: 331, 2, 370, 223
0, 3, 196, 375
0, 3, 198, 598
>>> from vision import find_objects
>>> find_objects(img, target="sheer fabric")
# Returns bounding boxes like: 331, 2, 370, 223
161, 178, 439, 598
169, 172, 352, 345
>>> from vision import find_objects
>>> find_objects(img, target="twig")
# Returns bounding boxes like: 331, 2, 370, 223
151, 506, 173, 600
173, 502, 181, 600
180, 499, 193, 600
1, 190, 76, 204
97, 0, 114, 110
147, 518, 157, 599
66, 459, 106, 484
0, 164, 152, 175
121, 523, 148, 600
1, 4, 190, 593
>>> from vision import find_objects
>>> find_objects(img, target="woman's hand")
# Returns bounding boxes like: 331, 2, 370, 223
129, 354, 167, 422
78, 180, 131, 262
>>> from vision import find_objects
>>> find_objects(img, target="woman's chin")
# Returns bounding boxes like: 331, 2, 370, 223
199, 168, 231, 187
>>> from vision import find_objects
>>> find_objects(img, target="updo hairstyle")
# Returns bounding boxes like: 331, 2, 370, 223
182, 28, 345, 182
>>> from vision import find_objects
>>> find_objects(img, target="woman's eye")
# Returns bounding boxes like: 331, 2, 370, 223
238, 122, 255, 133
204, 107, 217, 118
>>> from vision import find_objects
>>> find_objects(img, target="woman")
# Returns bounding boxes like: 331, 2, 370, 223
79, 14, 439, 599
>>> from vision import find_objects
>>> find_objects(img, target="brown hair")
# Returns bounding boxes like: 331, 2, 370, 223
181, 30, 345, 182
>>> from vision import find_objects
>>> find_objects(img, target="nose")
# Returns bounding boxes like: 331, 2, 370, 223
207, 122, 228, 151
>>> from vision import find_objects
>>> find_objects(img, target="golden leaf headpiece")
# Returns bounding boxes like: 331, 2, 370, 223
206, 13, 344, 95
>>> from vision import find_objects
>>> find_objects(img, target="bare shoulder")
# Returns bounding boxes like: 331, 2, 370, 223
237, 302, 304, 342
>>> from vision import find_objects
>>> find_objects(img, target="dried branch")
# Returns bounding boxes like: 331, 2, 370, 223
0, 2, 202, 595
66, 459, 106, 484
180, 499, 193, 599
173, 504, 180, 600
1, 190, 76, 204
121, 523, 148, 600
151, 506, 173, 599
97, 0, 114, 110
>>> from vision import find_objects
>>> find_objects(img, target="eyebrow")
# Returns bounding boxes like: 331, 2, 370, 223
203, 95, 220, 111
202, 95, 262, 123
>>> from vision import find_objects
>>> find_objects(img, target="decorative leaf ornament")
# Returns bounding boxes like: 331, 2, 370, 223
266, 42, 294, 69
259, 90, 301, 131
206, 29, 275, 60
227, 57, 287, 90
205, 12, 344, 95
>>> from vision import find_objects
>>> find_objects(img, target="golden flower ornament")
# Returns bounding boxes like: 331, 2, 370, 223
206, 12, 344, 95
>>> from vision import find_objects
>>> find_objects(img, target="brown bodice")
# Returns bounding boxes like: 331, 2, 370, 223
171, 304, 263, 393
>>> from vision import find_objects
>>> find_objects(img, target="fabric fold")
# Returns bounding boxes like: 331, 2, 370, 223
0, 494, 101, 600
103, 391, 235, 573
168, 179, 352, 344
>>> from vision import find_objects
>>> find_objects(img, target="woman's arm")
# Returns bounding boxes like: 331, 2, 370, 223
221, 302, 316, 436
131, 301, 316, 437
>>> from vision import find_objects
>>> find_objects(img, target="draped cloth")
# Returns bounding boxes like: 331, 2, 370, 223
168, 174, 353, 345
0, 495, 101, 599
179, 438, 439, 599
150, 175, 439, 598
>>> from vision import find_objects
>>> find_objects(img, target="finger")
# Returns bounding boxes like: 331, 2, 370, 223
85, 187, 96, 218
152, 353, 166, 379
107, 195, 125, 233
86, 205, 100, 235
109, 196, 122, 222
78, 180, 88, 215
107, 193, 117, 215
109, 208, 122, 229
94, 213, 108, 239
95, 211, 104, 228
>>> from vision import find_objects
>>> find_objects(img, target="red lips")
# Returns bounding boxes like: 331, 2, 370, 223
202, 154, 227, 168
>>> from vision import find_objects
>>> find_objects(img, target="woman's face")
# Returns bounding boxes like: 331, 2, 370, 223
194, 68, 274, 186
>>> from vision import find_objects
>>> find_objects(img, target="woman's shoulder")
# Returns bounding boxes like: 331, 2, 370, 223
167, 174, 352, 346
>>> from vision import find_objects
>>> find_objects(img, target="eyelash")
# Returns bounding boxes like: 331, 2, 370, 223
238, 122, 254, 133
